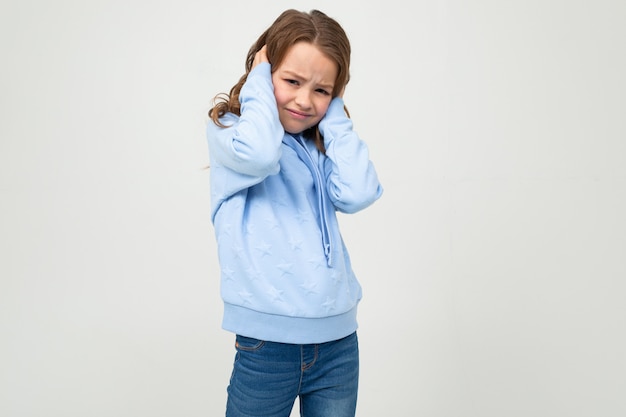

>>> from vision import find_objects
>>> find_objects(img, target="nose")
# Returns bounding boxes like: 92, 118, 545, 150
294, 89, 312, 109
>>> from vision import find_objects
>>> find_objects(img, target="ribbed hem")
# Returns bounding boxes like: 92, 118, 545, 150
222, 303, 359, 344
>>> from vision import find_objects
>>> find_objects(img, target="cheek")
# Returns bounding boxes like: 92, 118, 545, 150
272, 87, 288, 108
271, 75, 286, 105
315, 98, 332, 116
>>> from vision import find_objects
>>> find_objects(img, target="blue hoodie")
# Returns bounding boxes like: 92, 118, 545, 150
206, 63, 383, 344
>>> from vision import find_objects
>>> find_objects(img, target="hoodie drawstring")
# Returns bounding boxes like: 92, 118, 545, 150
285, 134, 333, 266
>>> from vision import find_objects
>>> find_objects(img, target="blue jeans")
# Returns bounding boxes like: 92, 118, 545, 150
225, 332, 359, 417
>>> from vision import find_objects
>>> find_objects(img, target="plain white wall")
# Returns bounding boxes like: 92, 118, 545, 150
1, 1, 624, 416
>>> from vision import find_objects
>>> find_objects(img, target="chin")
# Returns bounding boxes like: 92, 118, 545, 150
283, 124, 308, 135
280, 117, 314, 134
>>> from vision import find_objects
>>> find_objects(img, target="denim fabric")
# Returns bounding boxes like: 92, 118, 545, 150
225, 332, 359, 417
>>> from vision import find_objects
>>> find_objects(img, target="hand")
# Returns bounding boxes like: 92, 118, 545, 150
252, 45, 269, 69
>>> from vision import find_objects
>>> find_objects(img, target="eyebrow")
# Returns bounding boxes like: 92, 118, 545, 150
282, 70, 334, 90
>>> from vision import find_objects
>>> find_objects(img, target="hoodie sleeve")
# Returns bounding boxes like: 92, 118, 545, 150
207, 63, 284, 178
319, 97, 383, 213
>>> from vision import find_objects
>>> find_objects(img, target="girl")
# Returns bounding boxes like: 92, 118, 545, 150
206, 9, 383, 417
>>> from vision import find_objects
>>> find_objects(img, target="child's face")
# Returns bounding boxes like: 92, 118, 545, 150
271, 42, 337, 134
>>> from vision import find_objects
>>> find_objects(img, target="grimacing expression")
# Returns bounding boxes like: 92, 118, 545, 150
271, 42, 338, 134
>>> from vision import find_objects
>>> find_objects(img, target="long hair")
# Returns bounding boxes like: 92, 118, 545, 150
208, 9, 351, 153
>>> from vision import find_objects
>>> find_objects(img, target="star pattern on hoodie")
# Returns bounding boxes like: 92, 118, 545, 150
245, 222, 257, 236
307, 257, 325, 270
222, 266, 236, 282
293, 209, 311, 225
231, 243, 245, 259
271, 193, 289, 208
255, 240, 272, 257
238, 289, 254, 305
299, 279, 318, 295
288, 237, 303, 251
267, 285, 284, 302
276, 260, 294, 277
321, 296, 336, 313
264, 217, 281, 230
245, 266, 263, 282
219, 223, 233, 238
212, 136, 370, 325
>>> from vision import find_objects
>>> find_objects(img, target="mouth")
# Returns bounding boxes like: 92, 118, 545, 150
286, 108, 310, 120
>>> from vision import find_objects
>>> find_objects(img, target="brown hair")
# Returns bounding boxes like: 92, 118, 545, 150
208, 9, 351, 153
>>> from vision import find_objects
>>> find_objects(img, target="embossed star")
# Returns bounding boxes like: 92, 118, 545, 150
288, 237, 303, 251
271, 194, 289, 207
321, 297, 336, 313
245, 267, 263, 282
293, 209, 311, 224
255, 241, 273, 257
221, 266, 236, 282
307, 257, 325, 270
276, 260, 294, 277
245, 222, 257, 236
231, 244, 245, 259
238, 289, 254, 305
219, 223, 233, 237
264, 217, 280, 230
266, 286, 284, 302
300, 279, 318, 295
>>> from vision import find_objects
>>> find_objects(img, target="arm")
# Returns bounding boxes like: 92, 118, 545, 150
208, 60, 284, 178
320, 98, 383, 213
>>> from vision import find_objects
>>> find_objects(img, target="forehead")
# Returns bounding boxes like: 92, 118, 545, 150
276, 42, 337, 84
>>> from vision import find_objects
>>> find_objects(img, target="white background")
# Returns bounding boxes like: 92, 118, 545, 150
1, 1, 625, 416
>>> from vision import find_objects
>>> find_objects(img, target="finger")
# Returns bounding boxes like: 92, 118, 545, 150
252, 45, 269, 68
